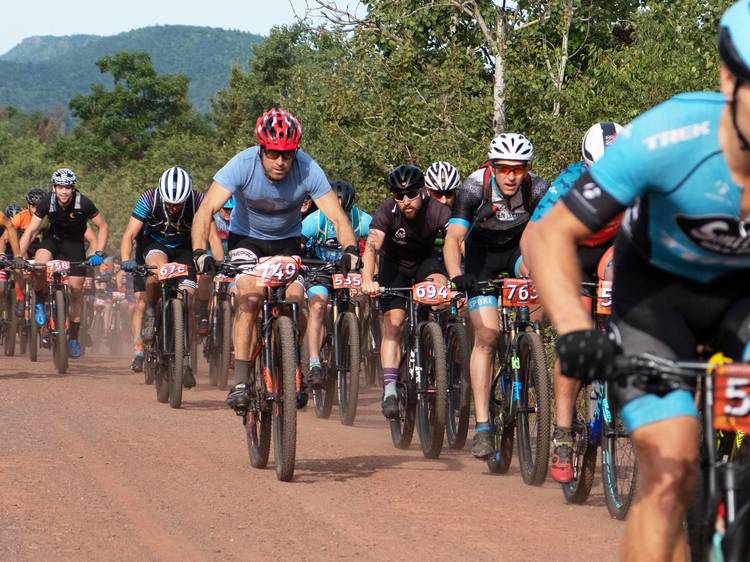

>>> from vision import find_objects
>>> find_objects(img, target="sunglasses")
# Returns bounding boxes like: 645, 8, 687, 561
491, 163, 528, 176
263, 149, 297, 161
394, 190, 421, 202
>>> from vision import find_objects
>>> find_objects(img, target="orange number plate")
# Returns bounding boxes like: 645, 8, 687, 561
596, 280, 612, 315
255, 255, 301, 287
412, 281, 450, 305
332, 273, 362, 289
157, 262, 189, 281
501, 278, 538, 307
713, 364, 750, 434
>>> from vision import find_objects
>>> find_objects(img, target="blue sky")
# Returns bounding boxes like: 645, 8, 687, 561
0, 0, 316, 55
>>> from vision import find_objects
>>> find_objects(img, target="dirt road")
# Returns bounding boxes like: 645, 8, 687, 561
0, 349, 624, 561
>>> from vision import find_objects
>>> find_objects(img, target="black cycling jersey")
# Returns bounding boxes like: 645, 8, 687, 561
35, 191, 98, 243
451, 169, 548, 249
369, 195, 451, 270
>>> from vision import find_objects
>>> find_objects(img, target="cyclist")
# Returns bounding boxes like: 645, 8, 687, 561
424, 161, 461, 209
18, 168, 109, 359
301, 179, 371, 388
360, 164, 451, 418
0, 203, 26, 317
11, 189, 47, 256
443, 133, 549, 459
520, 121, 622, 483
524, 3, 750, 558
190, 107, 359, 412
120, 166, 223, 384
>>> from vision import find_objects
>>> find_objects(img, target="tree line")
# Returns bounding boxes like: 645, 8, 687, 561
0, 0, 731, 251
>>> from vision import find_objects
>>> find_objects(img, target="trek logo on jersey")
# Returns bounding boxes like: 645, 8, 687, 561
676, 215, 750, 255
643, 121, 710, 151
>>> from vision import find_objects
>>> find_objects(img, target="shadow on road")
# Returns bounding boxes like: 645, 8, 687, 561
180, 399, 229, 411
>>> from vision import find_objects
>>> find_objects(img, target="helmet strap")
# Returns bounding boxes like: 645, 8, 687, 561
731, 80, 750, 152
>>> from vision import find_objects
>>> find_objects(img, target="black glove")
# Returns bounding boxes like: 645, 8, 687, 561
341, 245, 361, 274
121, 259, 138, 273
555, 329, 619, 383
193, 249, 216, 275
12, 257, 26, 270
0, 254, 9, 268
451, 273, 478, 292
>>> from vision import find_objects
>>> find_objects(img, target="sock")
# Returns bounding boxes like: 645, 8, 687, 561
475, 422, 491, 433
309, 355, 321, 369
70, 321, 80, 340
383, 368, 398, 398
134, 336, 143, 355
234, 359, 251, 385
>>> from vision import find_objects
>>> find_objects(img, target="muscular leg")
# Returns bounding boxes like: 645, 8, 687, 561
468, 304, 500, 424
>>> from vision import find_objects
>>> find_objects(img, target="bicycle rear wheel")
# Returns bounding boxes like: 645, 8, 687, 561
445, 323, 471, 450
362, 305, 382, 387
53, 289, 68, 374
272, 315, 298, 481
562, 385, 597, 503
4, 289, 17, 357
217, 300, 232, 390
601, 382, 638, 519
516, 331, 551, 486
416, 321, 447, 458
313, 325, 335, 419
487, 346, 514, 474
338, 311, 361, 426
390, 356, 416, 449
168, 299, 184, 409
29, 291, 38, 362
246, 360, 272, 468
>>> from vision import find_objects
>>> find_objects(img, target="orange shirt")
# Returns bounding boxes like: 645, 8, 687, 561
11, 209, 33, 232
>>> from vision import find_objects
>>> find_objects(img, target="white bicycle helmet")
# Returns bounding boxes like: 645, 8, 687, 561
51, 167, 77, 186
424, 161, 461, 192
582, 122, 623, 167
488, 133, 534, 162
159, 166, 192, 204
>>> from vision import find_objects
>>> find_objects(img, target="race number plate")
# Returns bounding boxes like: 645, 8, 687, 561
596, 280, 613, 316
46, 260, 71, 282
255, 255, 301, 287
332, 273, 362, 289
157, 262, 189, 281
501, 278, 538, 307
713, 364, 750, 434
412, 281, 451, 305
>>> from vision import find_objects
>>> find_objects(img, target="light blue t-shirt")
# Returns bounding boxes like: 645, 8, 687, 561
213, 147, 331, 240
301, 208, 372, 261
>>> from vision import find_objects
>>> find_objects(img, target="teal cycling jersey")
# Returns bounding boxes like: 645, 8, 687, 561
563, 91, 749, 283
301, 208, 372, 261
531, 161, 587, 223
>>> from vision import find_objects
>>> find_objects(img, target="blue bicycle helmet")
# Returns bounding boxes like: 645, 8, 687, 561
719, 1, 750, 150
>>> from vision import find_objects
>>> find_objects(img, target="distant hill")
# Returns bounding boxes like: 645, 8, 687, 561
0, 26, 263, 113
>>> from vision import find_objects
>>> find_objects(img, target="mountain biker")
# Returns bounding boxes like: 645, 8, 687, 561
18, 168, 109, 359
301, 179, 371, 388
524, 3, 750, 558
443, 133, 549, 459
520, 121, 623, 483
190, 107, 358, 412
361, 164, 451, 418
424, 161, 461, 209
120, 166, 223, 384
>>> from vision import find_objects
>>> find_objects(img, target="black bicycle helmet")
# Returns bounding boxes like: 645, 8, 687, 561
387, 164, 424, 193
5, 203, 22, 218
26, 188, 46, 206
331, 180, 356, 213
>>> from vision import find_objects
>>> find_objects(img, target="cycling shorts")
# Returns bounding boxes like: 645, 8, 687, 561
610, 241, 750, 432
464, 244, 522, 307
39, 235, 87, 276
143, 240, 197, 287
577, 242, 611, 285
377, 254, 446, 313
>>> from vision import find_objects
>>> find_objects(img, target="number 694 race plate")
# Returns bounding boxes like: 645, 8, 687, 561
412, 281, 450, 305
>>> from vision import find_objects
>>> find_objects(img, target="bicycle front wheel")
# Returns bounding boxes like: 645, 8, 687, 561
53, 289, 68, 374
562, 385, 597, 504
168, 299, 184, 409
272, 315, 298, 482
416, 321, 447, 459
516, 331, 551, 486
338, 311, 361, 426
601, 382, 638, 519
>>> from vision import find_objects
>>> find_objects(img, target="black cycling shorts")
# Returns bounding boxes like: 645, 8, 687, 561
577, 243, 611, 285
378, 254, 446, 312
39, 235, 87, 276
142, 240, 197, 285
464, 244, 522, 298
610, 241, 750, 406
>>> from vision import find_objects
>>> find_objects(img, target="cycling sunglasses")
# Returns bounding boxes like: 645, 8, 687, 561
394, 190, 421, 202
491, 163, 528, 176
263, 148, 297, 161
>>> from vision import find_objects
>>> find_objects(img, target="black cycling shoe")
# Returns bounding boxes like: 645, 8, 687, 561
226, 383, 251, 413
471, 430, 494, 459
183, 365, 196, 388
142, 306, 156, 342
296, 380, 309, 410
130, 354, 144, 373
307, 365, 323, 389
382, 395, 399, 419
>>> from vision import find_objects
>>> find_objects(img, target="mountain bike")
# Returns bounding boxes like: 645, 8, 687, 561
19, 272, 34, 358
561, 280, 638, 519
479, 277, 551, 486
205, 267, 234, 389
379, 280, 449, 459
225, 255, 303, 482
135, 263, 191, 409
304, 259, 362, 426
0, 262, 19, 356
106, 289, 128, 356
360, 296, 382, 387
606, 353, 750, 562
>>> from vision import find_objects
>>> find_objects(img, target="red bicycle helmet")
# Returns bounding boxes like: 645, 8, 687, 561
254, 107, 302, 151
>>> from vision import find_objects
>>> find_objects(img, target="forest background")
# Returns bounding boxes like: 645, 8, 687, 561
0, 0, 732, 250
